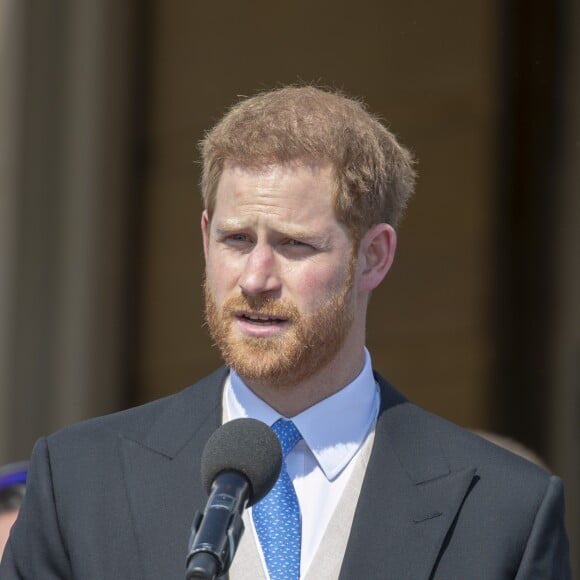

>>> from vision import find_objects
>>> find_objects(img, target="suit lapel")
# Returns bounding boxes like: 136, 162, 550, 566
339, 375, 477, 580
119, 368, 227, 580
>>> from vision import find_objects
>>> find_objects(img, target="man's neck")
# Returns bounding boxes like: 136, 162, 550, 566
239, 347, 367, 417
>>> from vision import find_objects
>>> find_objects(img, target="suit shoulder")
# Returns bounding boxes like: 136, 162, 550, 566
46, 367, 227, 450
376, 374, 552, 491
411, 401, 549, 479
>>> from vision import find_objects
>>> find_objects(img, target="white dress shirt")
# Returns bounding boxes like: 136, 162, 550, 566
223, 348, 380, 578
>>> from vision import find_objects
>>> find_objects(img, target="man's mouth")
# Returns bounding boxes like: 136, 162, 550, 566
230, 307, 293, 338
236, 312, 288, 325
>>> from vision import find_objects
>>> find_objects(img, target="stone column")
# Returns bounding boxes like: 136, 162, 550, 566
0, 0, 138, 462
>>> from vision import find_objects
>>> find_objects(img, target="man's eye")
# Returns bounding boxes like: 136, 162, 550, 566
228, 234, 250, 243
283, 239, 315, 253
221, 234, 253, 249
287, 239, 305, 246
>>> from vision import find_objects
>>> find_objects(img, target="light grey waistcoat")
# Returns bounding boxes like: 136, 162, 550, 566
227, 428, 376, 580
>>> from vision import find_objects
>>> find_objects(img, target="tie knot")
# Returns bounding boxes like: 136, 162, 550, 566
271, 419, 302, 458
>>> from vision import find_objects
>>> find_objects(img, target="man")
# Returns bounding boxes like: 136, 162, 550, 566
0, 463, 28, 558
0, 86, 571, 579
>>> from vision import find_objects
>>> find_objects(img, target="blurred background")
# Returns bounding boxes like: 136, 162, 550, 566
0, 0, 578, 571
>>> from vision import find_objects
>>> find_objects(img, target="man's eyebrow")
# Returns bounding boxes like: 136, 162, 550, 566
214, 218, 249, 233
280, 227, 331, 248
214, 220, 331, 247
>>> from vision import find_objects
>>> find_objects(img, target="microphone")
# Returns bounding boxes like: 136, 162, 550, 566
186, 418, 282, 580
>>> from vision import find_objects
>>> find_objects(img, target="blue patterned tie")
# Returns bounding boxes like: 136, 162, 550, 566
252, 419, 302, 580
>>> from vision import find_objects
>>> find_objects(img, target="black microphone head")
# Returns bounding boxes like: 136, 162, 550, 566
201, 418, 282, 505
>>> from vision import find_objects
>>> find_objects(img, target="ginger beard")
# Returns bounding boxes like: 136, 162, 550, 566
204, 259, 356, 388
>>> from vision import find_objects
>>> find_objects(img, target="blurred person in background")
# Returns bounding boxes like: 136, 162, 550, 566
0, 463, 28, 558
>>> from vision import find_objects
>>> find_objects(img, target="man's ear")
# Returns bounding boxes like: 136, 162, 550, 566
357, 224, 397, 292
201, 210, 210, 260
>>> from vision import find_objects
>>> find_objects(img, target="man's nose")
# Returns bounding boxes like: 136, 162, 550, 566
238, 244, 281, 296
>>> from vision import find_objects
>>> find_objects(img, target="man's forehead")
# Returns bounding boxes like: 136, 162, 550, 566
213, 160, 337, 210
209, 162, 344, 243
220, 158, 335, 178
214, 160, 332, 199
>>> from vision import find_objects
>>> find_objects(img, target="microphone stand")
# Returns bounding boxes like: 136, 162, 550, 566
185, 471, 250, 580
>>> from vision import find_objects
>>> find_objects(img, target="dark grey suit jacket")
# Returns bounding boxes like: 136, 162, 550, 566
0, 368, 571, 579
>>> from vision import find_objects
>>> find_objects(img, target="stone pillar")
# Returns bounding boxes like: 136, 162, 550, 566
0, 0, 138, 462
550, 0, 580, 567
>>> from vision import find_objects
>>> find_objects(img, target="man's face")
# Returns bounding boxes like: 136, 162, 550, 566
202, 162, 359, 388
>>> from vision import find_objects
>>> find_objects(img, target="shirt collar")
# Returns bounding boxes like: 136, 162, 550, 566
224, 348, 379, 481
